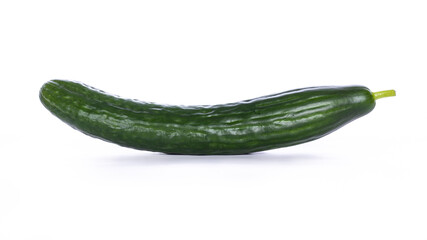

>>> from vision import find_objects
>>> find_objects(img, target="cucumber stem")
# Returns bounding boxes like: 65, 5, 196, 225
373, 90, 396, 100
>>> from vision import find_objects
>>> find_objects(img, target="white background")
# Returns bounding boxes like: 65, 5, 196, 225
1, 0, 426, 239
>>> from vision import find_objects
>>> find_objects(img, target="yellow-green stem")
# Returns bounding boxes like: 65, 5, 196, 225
373, 90, 396, 100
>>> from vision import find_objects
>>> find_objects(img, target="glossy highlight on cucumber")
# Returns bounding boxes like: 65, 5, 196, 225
39, 80, 395, 155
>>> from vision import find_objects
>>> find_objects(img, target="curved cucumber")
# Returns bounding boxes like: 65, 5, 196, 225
39, 80, 395, 155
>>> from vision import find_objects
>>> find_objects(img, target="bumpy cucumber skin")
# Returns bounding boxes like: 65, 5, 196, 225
40, 80, 376, 155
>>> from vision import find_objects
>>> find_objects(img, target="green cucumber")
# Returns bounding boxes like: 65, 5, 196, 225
39, 80, 395, 155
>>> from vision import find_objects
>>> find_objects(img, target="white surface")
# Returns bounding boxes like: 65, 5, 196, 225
1, 0, 426, 239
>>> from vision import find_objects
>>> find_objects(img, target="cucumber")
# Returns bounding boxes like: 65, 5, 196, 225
39, 80, 395, 155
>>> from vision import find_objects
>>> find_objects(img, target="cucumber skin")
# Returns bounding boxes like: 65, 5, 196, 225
40, 80, 376, 155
